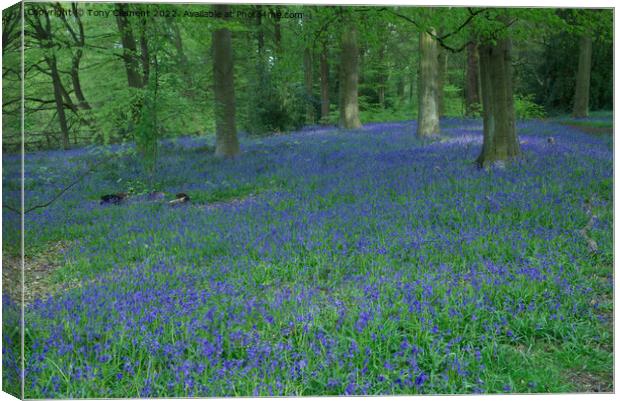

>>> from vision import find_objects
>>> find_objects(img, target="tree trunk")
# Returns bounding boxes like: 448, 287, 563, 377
572, 35, 592, 118
71, 50, 90, 110
465, 42, 481, 116
339, 23, 361, 129
139, 22, 150, 86
476, 37, 520, 167
304, 47, 315, 124
115, 4, 143, 88
417, 30, 440, 137
273, 7, 282, 56
47, 55, 70, 149
255, 5, 266, 86
377, 44, 387, 109
320, 41, 330, 123
213, 4, 239, 158
436, 47, 447, 116
60, 3, 90, 110
256, 6, 264, 55
170, 20, 193, 91
396, 76, 405, 101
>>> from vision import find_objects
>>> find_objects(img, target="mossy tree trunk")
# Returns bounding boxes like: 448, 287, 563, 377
304, 47, 315, 124
465, 42, 481, 117
320, 41, 330, 123
273, 6, 282, 56
47, 54, 71, 150
572, 35, 592, 118
436, 47, 447, 117
476, 36, 520, 167
417, 30, 440, 137
115, 4, 143, 89
377, 44, 387, 109
213, 4, 239, 158
338, 23, 361, 129
396, 76, 405, 101
139, 20, 150, 85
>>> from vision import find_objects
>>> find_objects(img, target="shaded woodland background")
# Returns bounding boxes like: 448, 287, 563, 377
2, 3, 613, 154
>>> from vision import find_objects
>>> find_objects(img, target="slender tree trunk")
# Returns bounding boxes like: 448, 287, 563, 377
417, 30, 440, 137
47, 55, 70, 149
58, 4, 90, 110
465, 42, 481, 116
171, 21, 189, 72
377, 44, 387, 109
27, 8, 76, 148
339, 23, 361, 129
304, 47, 315, 124
273, 7, 282, 55
476, 37, 520, 167
115, 4, 143, 88
572, 35, 592, 118
213, 4, 239, 158
437, 48, 448, 116
320, 41, 330, 123
170, 20, 193, 91
139, 23, 150, 85
256, 6, 264, 55
255, 5, 266, 85
397, 76, 405, 101
71, 50, 90, 110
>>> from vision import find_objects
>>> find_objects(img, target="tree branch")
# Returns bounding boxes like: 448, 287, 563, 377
3, 156, 118, 215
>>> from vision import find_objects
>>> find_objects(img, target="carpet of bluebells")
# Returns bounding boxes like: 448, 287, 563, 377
2, 117, 613, 397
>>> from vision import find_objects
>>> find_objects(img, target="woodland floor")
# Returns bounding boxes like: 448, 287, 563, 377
2, 116, 613, 397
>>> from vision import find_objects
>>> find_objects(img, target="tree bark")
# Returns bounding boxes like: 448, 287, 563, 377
47, 55, 70, 149
320, 41, 330, 123
437, 47, 447, 116
139, 22, 150, 86
304, 47, 315, 124
396, 76, 405, 101
168, 19, 194, 96
273, 7, 282, 56
465, 42, 481, 117
57, 3, 91, 110
28, 7, 72, 148
70, 50, 90, 110
115, 4, 143, 88
256, 6, 264, 55
476, 37, 520, 167
572, 35, 592, 118
255, 5, 266, 86
213, 4, 239, 158
377, 44, 387, 109
339, 23, 361, 129
417, 30, 440, 137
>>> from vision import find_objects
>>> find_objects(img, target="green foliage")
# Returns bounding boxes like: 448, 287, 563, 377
514, 94, 546, 119
245, 81, 307, 136
514, 10, 613, 114
9, 4, 614, 150
135, 78, 159, 174
443, 84, 465, 117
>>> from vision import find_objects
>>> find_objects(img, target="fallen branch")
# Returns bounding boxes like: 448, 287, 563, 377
3, 155, 116, 215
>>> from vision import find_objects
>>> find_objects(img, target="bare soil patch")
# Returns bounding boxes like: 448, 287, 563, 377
3, 241, 72, 304
564, 369, 613, 393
